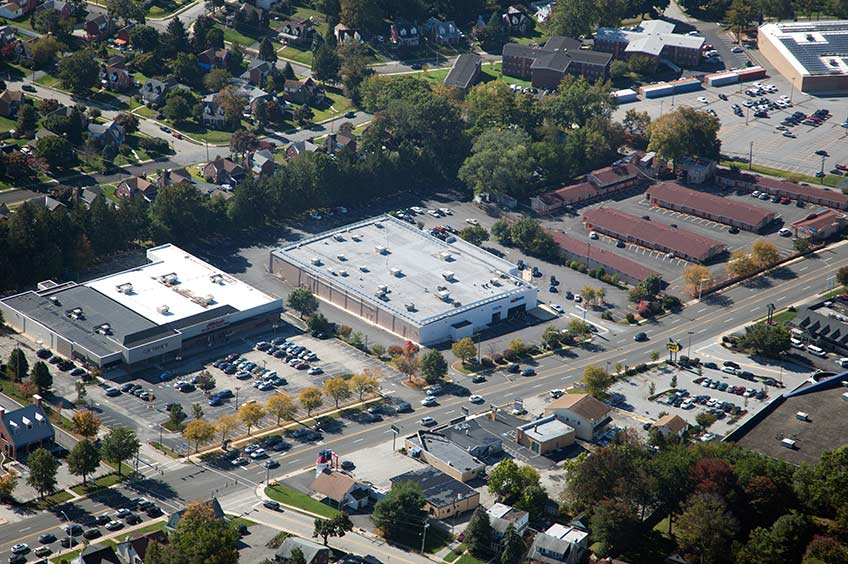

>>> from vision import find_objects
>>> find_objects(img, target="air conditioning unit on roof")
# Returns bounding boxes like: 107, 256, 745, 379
390, 267, 403, 277
157, 304, 170, 314
375, 245, 387, 254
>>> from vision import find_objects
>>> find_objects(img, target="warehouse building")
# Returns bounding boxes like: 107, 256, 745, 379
758, 21, 848, 94
595, 20, 704, 67
582, 207, 727, 263
646, 181, 777, 232
0, 245, 282, 370
547, 230, 660, 286
270, 215, 538, 346
716, 168, 848, 209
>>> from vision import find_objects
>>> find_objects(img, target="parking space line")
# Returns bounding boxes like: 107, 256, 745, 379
802, 285, 811, 291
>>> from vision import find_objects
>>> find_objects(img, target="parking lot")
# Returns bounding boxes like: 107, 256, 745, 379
613, 69, 848, 177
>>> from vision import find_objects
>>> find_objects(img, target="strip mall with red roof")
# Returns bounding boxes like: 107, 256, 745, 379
715, 168, 848, 210
791, 209, 848, 240
530, 162, 644, 214
546, 230, 661, 286
646, 181, 777, 233
582, 208, 727, 263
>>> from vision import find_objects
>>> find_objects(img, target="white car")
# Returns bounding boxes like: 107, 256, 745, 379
420, 396, 437, 406
439, 207, 452, 215
835, 357, 848, 367
731, 46, 743, 53
549, 303, 564, 314
783, 131, 796, 138
589, 231, 598, 240
427, 210, 441, 218
469, 394, 484, 404
752, 191, 761, 197
778, 228, 792, 237
249, 448, 267, 459
420, 416, 437, 426
697, 96, 708, 104
307, 366, 323, 375
465, 218, 480, 226
410, 206, 424, 214
10, 544, 28, 554
309, 212, 323, 220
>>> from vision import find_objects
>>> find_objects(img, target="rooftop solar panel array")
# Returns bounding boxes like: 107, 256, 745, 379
779, 31, 848, 75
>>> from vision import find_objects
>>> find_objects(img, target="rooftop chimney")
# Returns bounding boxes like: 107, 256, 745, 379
32, 394, 42, 408
0, 408, 5, 418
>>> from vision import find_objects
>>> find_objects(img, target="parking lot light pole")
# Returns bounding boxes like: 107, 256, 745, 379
820, 156, 826, 184
687, 331, 694, 358
698, 277, 711, 301
235, 387, 240, 410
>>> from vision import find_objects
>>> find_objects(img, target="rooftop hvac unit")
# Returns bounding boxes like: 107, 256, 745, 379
489, 278, 502, 287
351, 235, 361, 242
442, 271, 455, 281
439, 251, 453, 261
68, 307, 84, 320
374, 222, 384, 229
390, 267, 403, 277
116, 282, 133, 294
375, 245, 387, 254
377, 284, 389, 294
405, 303, 416, 311
48, 296, 61, 306
781, 438, 796, 449
359, 265, 369, 272
337, 254, 347, 261
159, 273, 178, 286
157, 304, 170, 314
339, 269, 349, 277
193, 294, 214, 306
796, 412, 809, 421
328, 268, 337, 276
437, 289, 451, 302
333, 234, 345, 242
95, 323, 112, 335
210, 273, 225, 284
310, 257, 323, 266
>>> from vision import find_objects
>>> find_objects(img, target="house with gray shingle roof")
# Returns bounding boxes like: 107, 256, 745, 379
275, 537, 329, 564
0, 395, 55, 459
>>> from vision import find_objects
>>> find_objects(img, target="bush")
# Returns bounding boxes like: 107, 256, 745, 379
661, 295, 682, 311
636, 364, 648, 372
493, 353, 504, 364
601, 311, 613, 321
480, 357, 494, 368
138, 136, 170, 154
502, 349, 517, 362
625, 313, 636, 324
386, 344, 403, 357
338, 325, 352, 337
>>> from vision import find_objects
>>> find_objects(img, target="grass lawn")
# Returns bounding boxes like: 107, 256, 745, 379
34, 73, 61, 88
720, 161, 842, 188
483, 62, 533, 88
226, 515, 258, 528
89, 90, 129, 110
770, 308, 798, 325
419, 68, 449, 84
32, 490, 74, 509
146, 0, 194, 18
0, 115, 16, 131
218, 24, 257, 47
134, 105, 158, 119
310, 90, 354, 123
70, 473, 125, 496
265, 484, 340, 518
125, 520, 167, 537
456, 554, 486, 564
169, 120, 237, 144
279, 45, 314, 66
391, 524, 452, 554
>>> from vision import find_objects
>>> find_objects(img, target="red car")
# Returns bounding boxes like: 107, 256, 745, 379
172, 131, 182, 139
295, 361, 309, 370
837, 164, 848, 172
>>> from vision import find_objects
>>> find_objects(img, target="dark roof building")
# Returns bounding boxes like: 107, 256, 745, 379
390, 467, 480, 520
275, 537, 330, 564
716, 168, 848, 210
0, 395, 55, 460
116, 530, 169, 564
443, 53, 482, 94
582, 207, 726, 263
75, 544, 121, 564
646, 181, 777, 232
547, 230, 660, 286
502, 36, 612, 89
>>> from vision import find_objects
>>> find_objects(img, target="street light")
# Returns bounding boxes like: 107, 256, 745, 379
687, 331, 694, 358
697, 277, 711, 301
235, 387, 240, 411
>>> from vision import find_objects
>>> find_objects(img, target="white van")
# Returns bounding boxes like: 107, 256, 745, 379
790, 338, 805, 349
807, 345, 827, 357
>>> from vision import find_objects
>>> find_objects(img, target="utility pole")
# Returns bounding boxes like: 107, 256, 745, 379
420, 520, 429, 553
820, 155, 826, 184
748, 141, 754, 170
687, 331, 694, 358
205, 140, 209, 162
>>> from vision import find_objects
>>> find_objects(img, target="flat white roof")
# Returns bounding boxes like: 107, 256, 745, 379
86, 244, 277, 325
273, 215, 536, 326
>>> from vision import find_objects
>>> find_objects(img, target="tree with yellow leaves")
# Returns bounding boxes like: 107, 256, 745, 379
349, 370, 380, 400
71, 410, 101, 439
238, 402, 265, 435
682, 264, 714, 296
215, 414, 239, 443
751, 239, 781, 268
299, 387, 323, 416
266, 393, 296, 425
323, 377, 352, 408
183, 419, 216, 452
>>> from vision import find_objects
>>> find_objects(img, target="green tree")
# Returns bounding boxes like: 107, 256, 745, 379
451, 337, 476, 364
30, 361, 52, 393
463, 507, 493, 558
258, 36, 277, 63
58, 50, 99, 94
16, 104, 37, 135
372, 480, 427, 540
129, 25, 159, 52
567, 319, 591, 339
542, 325, 562, 350
726, 0, 756, 40
203, 69, 232, 93
491, 219, 512, 244
548, 0, 598, 37
458, 226, 489, 246
229, 128, 258, 159
458, 128, 537, 198
168, 501, 240, 564
583, 365, 614, 399
500, 524, 525, 564
29, 35, 62, 69
648, 106, 721, 163
542, 75, 615, 129
312, 513, 353, 545
150, 182, 208, 244
463, 81, 540, 137
677, 493, 739, 564
105, 0, 145, 24
738, 323, 790, 357
312, 43, 340, 84
26, 448, 58, 498
339, 0, 380, 31
163, 17, 190, 54
172, 52, 203, 88
191, 403, 204, 420
338, 42, 372, 102
488, 458, 541, 504
794, 238, 811, 253
6, 348, 28, 382
793, 446, 848, 526
508, 217, 557, 257
168, 403, 187, 429
419, 350, 447, 384
67, 439, 101, 485
837, 265, 848, 286
162, 93, 193, 122
100, 427, 140, 476
590, 498, 641, 556
287, 548, 307, 564
36, 135, 74, 169
286, 288, 319, 318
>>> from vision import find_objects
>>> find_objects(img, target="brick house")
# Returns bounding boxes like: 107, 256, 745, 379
116, 176, 157, 203
0, 396, 55, 460
283, 77, 324, 106
389, 19, 420, 48
84, 14, 116, 41
202, 156, 244, 185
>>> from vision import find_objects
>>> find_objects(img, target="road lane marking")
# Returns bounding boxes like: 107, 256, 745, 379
353, 438, 364, 444
802, 285, 811, 291
799, 266, 808, 271
697, 308, 707, 313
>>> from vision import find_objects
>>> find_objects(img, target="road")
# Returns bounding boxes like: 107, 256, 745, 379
0, 238, 843, 558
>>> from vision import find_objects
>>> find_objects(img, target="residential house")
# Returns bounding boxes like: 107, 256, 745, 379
285, 140, 318, 160
38, 0, 73, 19
241, 59, 278, 87
87, 120, 125, 148
0, 396, 55, 460
544, 393, 611, 441
85, 14, 116, 42
0, 89, 23, 118
0, 0, 35, 20
324, 131, 357, 155
308, 469, 372, 511
102, 63, 132, 92
389, 19, 420, 48
791, 209, 848, 241
236, 84, 272, 114
423, 17, 462, 45
141, 78, 176, 106
156, 167, 193, 189
202, 156, 244, 185
487, 503, 529, 543
35, 195, 65, 212
279, 17, 314, 46
116, 176, 157, 203
115, 23, 133, 47
653, 414, 689, 437
166, 498, 225, 530
0, 25, 16, 46
200, 93, 228, 129
503, 6, 532, 35
73, 544, 121, 564
244, 149, 276, 177
283, 77, 324, 106
77, 186, 102, 208
527, 524, 590, 564
275, 537, 329, 564
117, 530, 169, 564
197, 48, 230, 72
443, 53, 482, 95
334, 23, 362, 43
390, 467, 480, 520
13, 38, 35, 67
